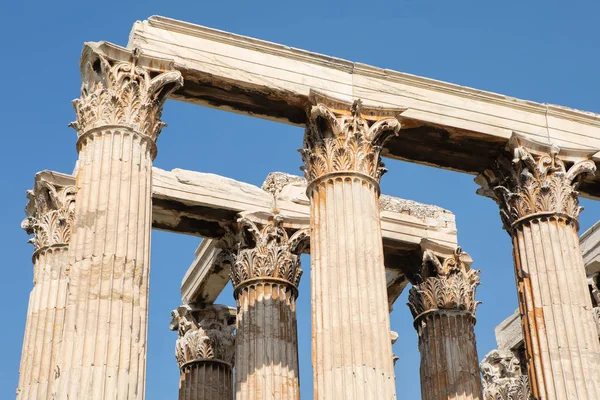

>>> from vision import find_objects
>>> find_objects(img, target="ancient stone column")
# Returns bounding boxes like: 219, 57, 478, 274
170, 305, 236, 400
476, 134, 600, 400
300, 94, 403, 399
223, 215, 308, 400
480, 349, 531, 400
52, 44, 182, 399
407, 248, 483, 400
17, 173, 75, 400
590, 273, 600, 341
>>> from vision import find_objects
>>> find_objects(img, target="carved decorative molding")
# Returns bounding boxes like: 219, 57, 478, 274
171, 305, 235, 367
476, 134, 595, 232
71, 49, 183, 140
21, 179, 76, 251
480, 349, 532, 400
261, 172, 305, 196
224, 215, 309, 293
407, 248, 480, 320
300, 93, 404, 185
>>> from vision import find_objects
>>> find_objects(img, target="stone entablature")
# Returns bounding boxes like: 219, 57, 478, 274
129, 16, 600, 199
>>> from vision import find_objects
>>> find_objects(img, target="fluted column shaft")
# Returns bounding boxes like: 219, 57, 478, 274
235, 282, 300, 400
512, 215, 600, 399
416, 312, 481, 400
17, 246, 69, 399
180, 362, 232, 400
172, 305, 235, 400
226, 216, 307, 400
310, 176, 395, 399
56, 128, 154, 399
17, 173, 76, 400
52, 46, 182, 399
477, 134, 600, 400
407, 248, 483, 400
301, 96, 403, 399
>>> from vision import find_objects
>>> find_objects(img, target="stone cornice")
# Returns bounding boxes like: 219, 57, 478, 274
480, 349, 531, 400
476, 133, 596, 233
22, 172, 76, 252
71, 42, 183, 142
136, 16, 600, 127
407, 247, 481, 321
222, 214, 309, 296
300, 92, 404, 187
171, 304, 235, 367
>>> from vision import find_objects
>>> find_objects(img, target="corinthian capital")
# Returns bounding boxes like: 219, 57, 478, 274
300, 92, 404, 185
21, 172, 76, 251
171, 304, 236, 367
476, 133, 596, 232
480, 349, 531, 400
71, 43, 183, 141
407, 247, 481, 320
223, 214, 309, 294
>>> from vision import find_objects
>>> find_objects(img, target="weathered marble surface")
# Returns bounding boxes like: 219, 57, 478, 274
17, 172, 75, 400
127, 16, 600, 198
478, 135, 600, 399
180, 171, 458, 307
407, 247, 483, 400
170, 305, 235, 400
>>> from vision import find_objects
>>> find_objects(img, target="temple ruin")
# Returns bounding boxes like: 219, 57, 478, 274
15, 15, 600, 400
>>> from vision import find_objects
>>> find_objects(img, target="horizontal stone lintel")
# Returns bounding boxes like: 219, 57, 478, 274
29, 169, 458, 307
108, 15, 600, 198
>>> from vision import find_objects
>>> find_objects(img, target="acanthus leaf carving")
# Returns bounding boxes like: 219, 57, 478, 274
224, 214, 309, 292
171, 305, 236, 367
300, 92, 405, 185
480, 349, 532, 400
476, 134, 596, 233
22, 178, 76, 251
407, 247, 481, 319
72, 48, 183, 141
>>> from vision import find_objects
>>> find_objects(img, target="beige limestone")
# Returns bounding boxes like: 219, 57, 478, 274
220, 215, 308, 400
301, 97, 400, 399
407, 246, 483, 400
477, 133, 600, 400
17, 172, 76, 400
51, 44, 182, 399
170, 305, 235, 400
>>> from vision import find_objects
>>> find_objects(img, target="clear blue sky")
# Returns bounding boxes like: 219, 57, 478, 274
2, 1, 600, 399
